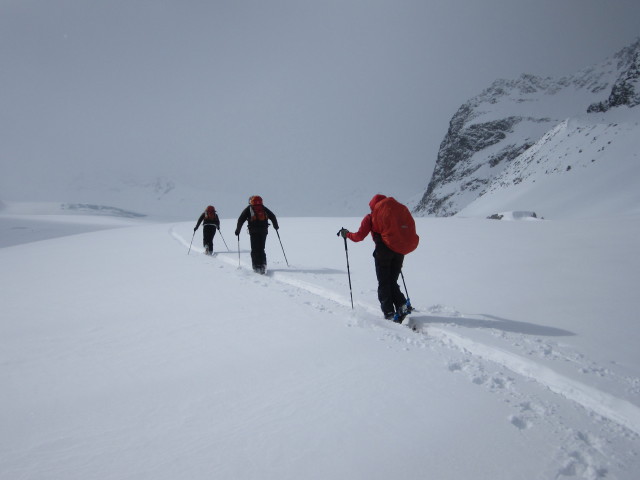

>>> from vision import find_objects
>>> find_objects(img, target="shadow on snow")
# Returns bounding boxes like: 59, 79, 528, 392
413, 313, 575, 337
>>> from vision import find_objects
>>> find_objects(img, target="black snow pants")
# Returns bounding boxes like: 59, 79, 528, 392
373, 243, 406, 316
249, 230, 268, 271
202, 224, 217, 252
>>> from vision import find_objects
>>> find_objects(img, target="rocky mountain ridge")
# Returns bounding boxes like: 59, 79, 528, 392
457, 106, 640, 219
414, 38, 640, 217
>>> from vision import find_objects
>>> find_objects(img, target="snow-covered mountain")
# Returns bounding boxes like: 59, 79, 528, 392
414, 38, 640, 218
458, 107, 640, 219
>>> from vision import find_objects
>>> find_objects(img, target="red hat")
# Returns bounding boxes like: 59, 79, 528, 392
249, 195, 263, 206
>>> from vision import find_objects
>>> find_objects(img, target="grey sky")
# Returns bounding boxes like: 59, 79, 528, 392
1, 0, 639, 214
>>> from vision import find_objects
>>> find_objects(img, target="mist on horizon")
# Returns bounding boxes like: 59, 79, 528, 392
2, 1, 639, 215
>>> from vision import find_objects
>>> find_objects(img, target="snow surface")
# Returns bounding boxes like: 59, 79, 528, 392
1, 206, 639, 479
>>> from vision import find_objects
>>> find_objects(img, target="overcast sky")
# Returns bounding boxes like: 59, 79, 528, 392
1, 0, 639, 214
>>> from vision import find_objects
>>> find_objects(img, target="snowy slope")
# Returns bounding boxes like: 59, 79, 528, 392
1, 210, 639, 479
458, 106, 640, 219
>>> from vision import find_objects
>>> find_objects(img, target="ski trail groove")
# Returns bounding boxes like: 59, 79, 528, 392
171, 226, 640, 436
427, 328, 640, 436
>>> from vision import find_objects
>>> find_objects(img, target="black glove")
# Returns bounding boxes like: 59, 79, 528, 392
234, 228, 240, 236
193, 226, 197, 232
338, 228, 349, 239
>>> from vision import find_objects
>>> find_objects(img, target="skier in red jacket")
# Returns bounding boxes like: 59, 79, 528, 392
339, 194, 416, 322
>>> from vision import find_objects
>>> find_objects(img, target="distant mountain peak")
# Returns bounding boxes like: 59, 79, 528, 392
415, 37, 640, 217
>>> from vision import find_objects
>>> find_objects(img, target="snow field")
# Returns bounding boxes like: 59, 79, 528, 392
1, 214, 639, 479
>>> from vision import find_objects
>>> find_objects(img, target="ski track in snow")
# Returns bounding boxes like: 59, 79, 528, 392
171, 226, 640, 445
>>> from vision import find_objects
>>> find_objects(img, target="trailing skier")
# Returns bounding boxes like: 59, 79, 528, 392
194, 205, 221, 255
234, 195, 280, 274
338, 194, 419, 322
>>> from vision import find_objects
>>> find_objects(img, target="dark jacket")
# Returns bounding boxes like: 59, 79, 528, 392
195, 212, 220, 231
235, 205, 278, 235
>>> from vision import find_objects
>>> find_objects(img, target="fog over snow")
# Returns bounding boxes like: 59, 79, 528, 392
2, 1, 640, 216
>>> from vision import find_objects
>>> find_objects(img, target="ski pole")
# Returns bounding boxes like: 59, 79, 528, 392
275, 229, 289, 267
400, 270, 413, 312
237, 235, 241, 268
188, 230, 196, 255
217, 226, 230, 252
337, 228, 354, 309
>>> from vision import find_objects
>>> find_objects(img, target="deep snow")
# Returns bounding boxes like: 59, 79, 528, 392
1, 206, 639, 479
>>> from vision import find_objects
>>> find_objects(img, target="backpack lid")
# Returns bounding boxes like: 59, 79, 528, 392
205, 205, 216, 216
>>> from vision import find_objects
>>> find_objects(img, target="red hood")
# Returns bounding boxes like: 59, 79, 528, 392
369, 194, 387, 211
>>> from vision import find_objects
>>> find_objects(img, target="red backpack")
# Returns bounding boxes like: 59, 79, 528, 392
205, 205, 216, 218
371, 197, 419, 255
249, 196, 267, 221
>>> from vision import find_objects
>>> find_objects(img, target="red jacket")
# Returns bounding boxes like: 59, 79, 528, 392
346, 194, 387, 243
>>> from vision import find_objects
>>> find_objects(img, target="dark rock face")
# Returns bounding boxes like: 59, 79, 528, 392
414, 75, 556, 217
418, 112, 527, 216
415, 38, 640, 217
588, 39, 640, 112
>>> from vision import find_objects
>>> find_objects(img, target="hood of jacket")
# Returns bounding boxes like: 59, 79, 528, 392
369, 194, 387, 211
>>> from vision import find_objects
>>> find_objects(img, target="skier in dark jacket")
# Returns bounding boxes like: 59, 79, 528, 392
234, 195, 279, 274
194, 205, 220, 255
